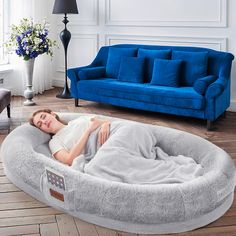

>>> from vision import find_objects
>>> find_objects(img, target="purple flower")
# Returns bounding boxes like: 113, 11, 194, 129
15, 49, 21, 55
26, 29, 33, 35
22, 41, 28, 46
44, 29, 48, 36
16, 35, 21, 42
30, 51, 39, 59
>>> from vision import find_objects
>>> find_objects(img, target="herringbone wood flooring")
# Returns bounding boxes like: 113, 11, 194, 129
0, 87, 235, 236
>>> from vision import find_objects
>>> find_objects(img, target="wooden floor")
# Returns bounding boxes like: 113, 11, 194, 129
0, 87, 235, 236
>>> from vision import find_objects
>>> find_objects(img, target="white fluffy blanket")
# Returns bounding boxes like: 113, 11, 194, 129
73, 121, 204, 184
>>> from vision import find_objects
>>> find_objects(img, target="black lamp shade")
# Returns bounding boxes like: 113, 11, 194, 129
52, 0, 79, 14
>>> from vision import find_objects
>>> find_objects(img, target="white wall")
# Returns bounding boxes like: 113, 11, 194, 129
52, 0, 236, 111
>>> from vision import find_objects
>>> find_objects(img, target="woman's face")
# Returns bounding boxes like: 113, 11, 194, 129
33, 112, 60, 134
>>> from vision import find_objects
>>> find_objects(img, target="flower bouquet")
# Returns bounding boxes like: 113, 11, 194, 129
5, 18, 57, 60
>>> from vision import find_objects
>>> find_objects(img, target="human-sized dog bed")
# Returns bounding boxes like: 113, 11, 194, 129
1, 113, 236, 234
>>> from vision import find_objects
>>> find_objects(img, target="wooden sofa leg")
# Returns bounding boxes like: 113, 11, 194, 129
207, 120, 213, 131
222, 111, 226, 118
75, 99, 79, 107
7, 104, 10, 118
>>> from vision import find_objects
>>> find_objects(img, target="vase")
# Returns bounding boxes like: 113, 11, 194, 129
23, 58, 36, 106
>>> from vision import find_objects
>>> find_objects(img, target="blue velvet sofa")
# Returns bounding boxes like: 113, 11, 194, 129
68, 44, 234, 129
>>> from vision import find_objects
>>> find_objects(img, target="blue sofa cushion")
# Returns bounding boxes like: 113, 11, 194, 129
151, 59, 182, 87
118, 57, 145, 83
193, 75, 217, 95
78, 79, 205, 110
138, 49, 171, 82
172, 51, 208, 86
78, 66, 106, 80
106, 48, 137, 78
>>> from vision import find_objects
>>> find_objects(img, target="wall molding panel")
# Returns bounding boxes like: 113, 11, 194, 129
105, 34, 227, 51
56, 34, 98, 73
57, 0, 98, 26
105, 0, 227, 27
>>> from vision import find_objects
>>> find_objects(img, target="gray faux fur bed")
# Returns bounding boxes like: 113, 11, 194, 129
1, 113, 236, 234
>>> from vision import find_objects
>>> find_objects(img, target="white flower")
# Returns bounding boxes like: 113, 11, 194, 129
34, 38, 41, 44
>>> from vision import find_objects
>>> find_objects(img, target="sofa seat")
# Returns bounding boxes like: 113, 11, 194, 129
78, 79, 205, 110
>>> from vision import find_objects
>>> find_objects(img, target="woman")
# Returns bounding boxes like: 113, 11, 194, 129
29, 109, 111, 166
30, 109, 203, 184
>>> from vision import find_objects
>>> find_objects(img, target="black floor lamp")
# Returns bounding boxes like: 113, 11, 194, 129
52, 0, 78, 99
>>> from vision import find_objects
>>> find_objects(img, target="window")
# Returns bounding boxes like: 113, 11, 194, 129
0, 0, 8, 65
0, 0, 4, 63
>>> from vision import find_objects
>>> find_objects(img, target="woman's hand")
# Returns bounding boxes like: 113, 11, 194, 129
87, 118, 101, 134
98, 122, 110, 145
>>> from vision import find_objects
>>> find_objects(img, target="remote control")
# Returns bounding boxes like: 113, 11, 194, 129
45, 167, 66, 191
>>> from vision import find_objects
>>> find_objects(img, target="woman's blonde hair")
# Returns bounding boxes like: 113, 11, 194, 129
29, 109, 65, 127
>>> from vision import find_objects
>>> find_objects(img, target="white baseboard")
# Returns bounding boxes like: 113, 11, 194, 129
229, 100, 236, 112
52, 78, 64, 88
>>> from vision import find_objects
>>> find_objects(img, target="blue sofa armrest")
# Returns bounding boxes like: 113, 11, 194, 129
78, 66, 106, 80
205, 76, 228, 99
67, 65, 92, 83
193, 75, 217, 95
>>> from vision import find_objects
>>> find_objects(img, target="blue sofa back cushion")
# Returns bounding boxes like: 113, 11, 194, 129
78, 66, 106, 80
172, 51, 208, 86
193, 75, 217, 95
138, 48, 171, 82
106, 48, 137, 78
151, 59, 182, 87
118, 57, 145, 83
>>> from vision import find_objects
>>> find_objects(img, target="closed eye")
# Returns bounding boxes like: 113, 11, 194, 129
37, 121, 42, 128
41, 114, 46, 120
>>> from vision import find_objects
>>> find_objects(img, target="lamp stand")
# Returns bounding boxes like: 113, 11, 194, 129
56, 13, 72, 99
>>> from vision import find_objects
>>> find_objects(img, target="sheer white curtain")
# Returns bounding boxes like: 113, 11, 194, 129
9, 0, 54, 95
